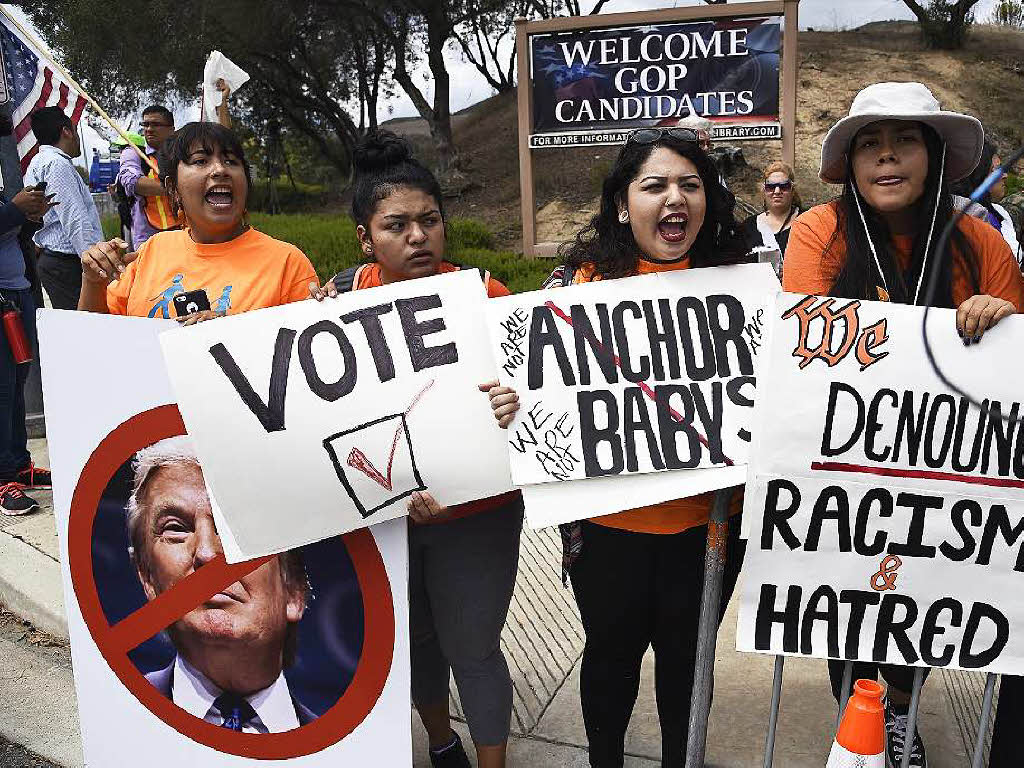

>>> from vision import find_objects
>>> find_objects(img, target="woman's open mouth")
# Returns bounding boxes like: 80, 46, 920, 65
658, 213, 688, 243
874, 175, 906, 187
204, 186, 234, 209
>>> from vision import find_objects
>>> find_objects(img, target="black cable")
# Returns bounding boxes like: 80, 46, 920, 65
920, 144, 1024, 424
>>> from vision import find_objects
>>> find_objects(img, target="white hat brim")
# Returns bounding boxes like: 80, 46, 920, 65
819, 111, 984, 184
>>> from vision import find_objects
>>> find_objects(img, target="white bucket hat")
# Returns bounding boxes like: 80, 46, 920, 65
819, 82, 984, 184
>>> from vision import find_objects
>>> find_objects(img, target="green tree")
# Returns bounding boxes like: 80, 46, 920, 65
899, 0, 983, 49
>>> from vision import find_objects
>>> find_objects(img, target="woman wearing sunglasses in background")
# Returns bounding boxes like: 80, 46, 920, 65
483, 125, 750, 768
742, 161, 802, 259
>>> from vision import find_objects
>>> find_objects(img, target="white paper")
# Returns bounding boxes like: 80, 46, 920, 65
485, 262, 777, 527
522, 465, 745, 529
160, 270, 513, 560
737, 294, 1024, 675
38, 309, 412, 766
202, 51, 249, 122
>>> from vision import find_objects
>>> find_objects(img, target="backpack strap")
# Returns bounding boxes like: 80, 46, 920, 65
330, 265, 364, 293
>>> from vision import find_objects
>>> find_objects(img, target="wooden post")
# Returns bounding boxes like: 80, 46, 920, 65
781, 0, 800, 168
515, 18, 537, 259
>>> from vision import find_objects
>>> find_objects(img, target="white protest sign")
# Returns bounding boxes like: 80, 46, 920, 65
160, 270, 513, 560
737, 294, 1024, 675
485, 263, 778, 526
39, 309, 412, 766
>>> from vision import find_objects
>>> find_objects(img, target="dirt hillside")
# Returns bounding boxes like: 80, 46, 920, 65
387, 22, 1024, 250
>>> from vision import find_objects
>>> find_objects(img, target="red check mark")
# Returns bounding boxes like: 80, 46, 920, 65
346, 379, 435, 490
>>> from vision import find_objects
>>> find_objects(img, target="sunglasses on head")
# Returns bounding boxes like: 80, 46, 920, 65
764, 180, 793, 192
626, 127, 701, 146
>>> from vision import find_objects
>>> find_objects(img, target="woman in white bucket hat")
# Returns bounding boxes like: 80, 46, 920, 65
783, 82, 1024, 768
785, 81, 1023, 339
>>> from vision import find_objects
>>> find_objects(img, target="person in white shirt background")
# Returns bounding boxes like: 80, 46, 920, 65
23, 106, 103, 310
126, 437, 316, 732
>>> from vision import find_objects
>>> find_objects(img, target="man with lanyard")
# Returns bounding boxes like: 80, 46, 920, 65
23, 106, 104, 310
117, 105, 179, 249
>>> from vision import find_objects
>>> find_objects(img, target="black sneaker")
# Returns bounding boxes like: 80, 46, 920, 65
13, 463, 51, 490
429, 731, 471, 768
884, 696, 928, 767
0, 483, 38, 516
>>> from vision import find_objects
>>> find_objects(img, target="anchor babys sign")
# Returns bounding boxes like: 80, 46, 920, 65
485, 263, 779, 527
737, 294, 1024, 675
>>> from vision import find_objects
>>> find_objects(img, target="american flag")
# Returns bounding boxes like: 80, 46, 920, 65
0, 14, 87, 173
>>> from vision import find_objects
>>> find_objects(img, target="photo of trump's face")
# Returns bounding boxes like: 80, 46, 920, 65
88, 435, 365, 733
129, 454, 306, 697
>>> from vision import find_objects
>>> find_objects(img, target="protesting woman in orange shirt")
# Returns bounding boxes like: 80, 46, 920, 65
783, 81, 1024, 768
78, 121, 316, 319
484, 126, 750, 768
310, 130, 522, 768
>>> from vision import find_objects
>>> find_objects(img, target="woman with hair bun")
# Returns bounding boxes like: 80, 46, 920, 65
310, 130, 522, 768
484, 126, 750, 767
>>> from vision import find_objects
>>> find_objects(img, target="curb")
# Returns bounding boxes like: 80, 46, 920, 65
0, 525, 67, 641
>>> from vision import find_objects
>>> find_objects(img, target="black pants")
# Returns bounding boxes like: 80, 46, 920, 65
37, 249, 82, 310
569, 518, 745, 768
0, 288, 34, 478
990, 675, 1024, 767
826, 660, 930, 702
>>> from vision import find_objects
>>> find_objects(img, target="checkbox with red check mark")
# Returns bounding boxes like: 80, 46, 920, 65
324, 412, 427, 518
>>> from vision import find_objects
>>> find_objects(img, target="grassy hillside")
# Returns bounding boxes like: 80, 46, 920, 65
388, 22, 1024, 249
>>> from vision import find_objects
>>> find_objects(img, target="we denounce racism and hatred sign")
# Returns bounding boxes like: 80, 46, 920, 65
737, 294, 1024, 675
486, 263, 778, 527
527, 16, 782, 148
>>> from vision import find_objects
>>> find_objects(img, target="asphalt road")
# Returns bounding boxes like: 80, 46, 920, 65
0, 734, 56, 768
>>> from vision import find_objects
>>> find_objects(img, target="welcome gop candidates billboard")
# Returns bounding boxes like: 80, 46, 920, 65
528, 16, 782, 148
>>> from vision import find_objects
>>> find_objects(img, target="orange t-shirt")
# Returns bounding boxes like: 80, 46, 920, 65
783, 202, 1024, 309
566, 257, 743, 535
351, 260, 520, 522
351, 260, 512, 298
107, 228, 318, 318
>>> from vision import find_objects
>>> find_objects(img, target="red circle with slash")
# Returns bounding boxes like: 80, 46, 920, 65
67, 405, 395, 759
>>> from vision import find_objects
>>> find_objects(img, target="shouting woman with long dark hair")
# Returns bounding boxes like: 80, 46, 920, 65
484, 126, 749, 768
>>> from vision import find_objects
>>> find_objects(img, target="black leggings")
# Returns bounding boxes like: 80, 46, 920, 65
990, 675, 1024, 768
826, 660, 930, 702
569, 518, 745, 768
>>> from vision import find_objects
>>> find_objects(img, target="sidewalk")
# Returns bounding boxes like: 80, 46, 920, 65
0, 436, 991, 766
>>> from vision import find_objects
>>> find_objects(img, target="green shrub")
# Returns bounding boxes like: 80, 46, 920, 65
247, 179, 331, 213
1006, 173, 1023, 197
101, 214, 120, 241
446, 218, 495, 250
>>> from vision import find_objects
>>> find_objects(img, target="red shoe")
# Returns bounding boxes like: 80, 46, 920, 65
13, 463, 51, 490
0, 483, 38, 516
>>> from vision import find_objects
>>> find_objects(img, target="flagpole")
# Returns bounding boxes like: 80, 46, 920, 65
0, 4, 150, 167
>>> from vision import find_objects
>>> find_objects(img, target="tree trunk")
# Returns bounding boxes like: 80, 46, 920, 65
425, 5, 460, 176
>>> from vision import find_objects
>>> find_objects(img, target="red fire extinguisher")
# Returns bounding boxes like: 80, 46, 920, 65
1, 297, 32, 365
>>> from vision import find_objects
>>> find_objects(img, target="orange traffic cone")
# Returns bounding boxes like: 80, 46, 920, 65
826, 679, 885, 767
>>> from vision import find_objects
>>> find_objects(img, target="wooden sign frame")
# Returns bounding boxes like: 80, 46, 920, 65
515, 0, 801, 258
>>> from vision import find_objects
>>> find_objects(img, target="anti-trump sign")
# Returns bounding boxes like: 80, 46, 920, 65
160, 270, 513, 561
737, 294, 1024, 675
528, 16, 781, 148
486, 263, 778, 527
